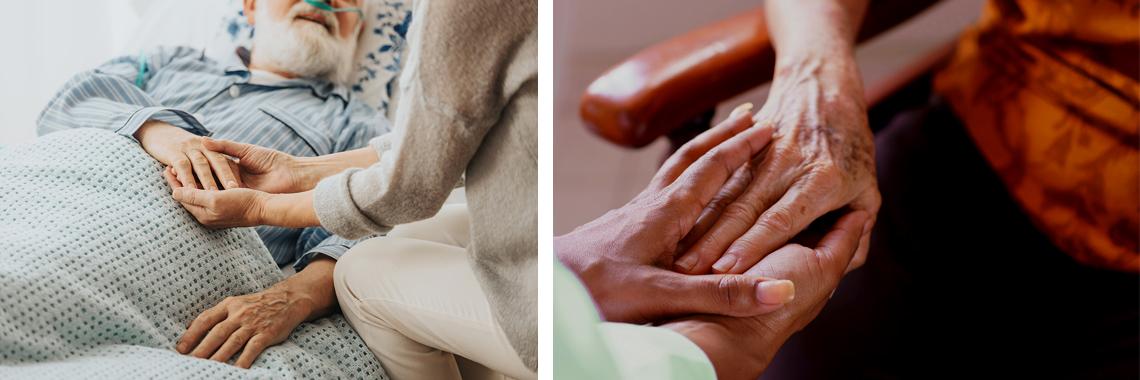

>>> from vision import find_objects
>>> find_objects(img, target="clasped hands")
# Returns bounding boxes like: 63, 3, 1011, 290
555, 99, 879, 379
133, 121, 349, 367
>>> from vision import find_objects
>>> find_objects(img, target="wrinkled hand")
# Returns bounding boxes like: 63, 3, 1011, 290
176, 258, 337, 368
664, 210, 872, 380
176, 288, 308, 368
674, 60, 880, 276
201, 138, 306, 194
165, 169, 267, 228
136, 121, 243, 190
556, 105, 797, 324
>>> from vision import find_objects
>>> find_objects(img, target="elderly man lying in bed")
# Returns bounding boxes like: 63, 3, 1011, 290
36, 0, 383, 368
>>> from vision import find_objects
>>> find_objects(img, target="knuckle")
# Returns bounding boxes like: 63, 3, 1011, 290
677, 144, 703, 163
175, 158, 191, 168
728, 235, 762, 257
714, 276, 750, 312
805, 247, 829, 278
721, 202, 757, 225
757, 210, 795, 236
247, 337, 268, 350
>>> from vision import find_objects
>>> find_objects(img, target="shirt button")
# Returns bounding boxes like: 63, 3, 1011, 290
229, 86, 241, 98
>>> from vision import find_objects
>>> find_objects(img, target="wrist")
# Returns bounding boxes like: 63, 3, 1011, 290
281, 256, 338, 319
662, 318, 778, 380
136, 121, 195, 161
259, 191, 320, 228
775, 52, 861, 93
293, 156, 338, 190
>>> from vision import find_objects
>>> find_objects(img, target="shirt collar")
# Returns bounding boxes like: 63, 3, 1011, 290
223, 65, 351, 103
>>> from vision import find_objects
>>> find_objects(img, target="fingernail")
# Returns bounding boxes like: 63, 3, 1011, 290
711, 256, 735, 273
227, 181, 239, 188
729, 102, 754, 118
757, 280, 795, 305
673, 255, 697, 273
863, 218, 873, 235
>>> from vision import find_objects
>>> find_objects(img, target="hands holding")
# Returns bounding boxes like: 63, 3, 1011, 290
159, 138, 324, 229
672, 55, 879, 277
556, 107, 793, 324
557, 100, 876, 378
135, 121, 244, 191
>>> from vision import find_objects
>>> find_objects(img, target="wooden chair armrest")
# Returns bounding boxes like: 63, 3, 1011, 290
579, 8, 773, 148
579, 1, 945, 148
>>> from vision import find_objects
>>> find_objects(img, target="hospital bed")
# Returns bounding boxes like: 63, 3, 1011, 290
0, 1, 429, 378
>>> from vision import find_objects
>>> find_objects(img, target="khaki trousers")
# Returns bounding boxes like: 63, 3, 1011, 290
333, 203, 535, 380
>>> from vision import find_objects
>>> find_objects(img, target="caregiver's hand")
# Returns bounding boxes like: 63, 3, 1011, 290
136, 121, 243, 191
165, 169, 319, 229
556, 104, 793, 324
200, 138, 308, 194
673, 53, 880, 276
664, 210, 871, 380
177, 257, 338, 368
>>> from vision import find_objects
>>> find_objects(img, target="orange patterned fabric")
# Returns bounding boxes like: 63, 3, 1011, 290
935, 0, 1140, 272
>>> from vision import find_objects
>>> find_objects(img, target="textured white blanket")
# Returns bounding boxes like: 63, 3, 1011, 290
0, 129, 386, 379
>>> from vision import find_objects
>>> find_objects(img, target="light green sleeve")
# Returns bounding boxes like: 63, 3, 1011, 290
555, 261, 716, 380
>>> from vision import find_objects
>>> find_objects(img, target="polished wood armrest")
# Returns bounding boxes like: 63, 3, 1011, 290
580, 1, 944, 148
580, 8, 773, 148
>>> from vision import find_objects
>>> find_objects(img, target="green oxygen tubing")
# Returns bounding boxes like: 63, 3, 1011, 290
302, 0, 364, 20
135, 52, 148, 88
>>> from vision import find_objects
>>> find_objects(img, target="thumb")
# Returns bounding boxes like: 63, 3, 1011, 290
657, 270, 795, 318
172, 187, 208, 207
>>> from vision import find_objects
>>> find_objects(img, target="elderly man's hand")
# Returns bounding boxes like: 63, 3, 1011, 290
556, 104, 799, 324
136, 121, 244, 191
673, 56, 880, 276
177, 257, 338, 368
664, 210, 872, 380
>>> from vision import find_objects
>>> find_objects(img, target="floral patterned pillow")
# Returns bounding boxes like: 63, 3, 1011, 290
218, 0, 412, 115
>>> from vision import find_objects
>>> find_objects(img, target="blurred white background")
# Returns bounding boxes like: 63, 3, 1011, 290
0, 0, 232, 145
0, 0, 139, 145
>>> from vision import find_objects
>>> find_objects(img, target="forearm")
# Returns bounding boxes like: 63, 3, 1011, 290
260, 191, 322, 228
37, 69, 207, 140
765, 0, 869, 99
294, 147, 379, 190
663, 318, 784, 380
278, 255, 338, 320
767, 0, 868, 60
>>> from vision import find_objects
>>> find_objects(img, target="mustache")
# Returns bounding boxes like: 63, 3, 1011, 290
288, 1, 339, 34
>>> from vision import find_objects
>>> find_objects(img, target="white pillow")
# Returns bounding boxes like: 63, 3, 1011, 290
125, 0, 411, 116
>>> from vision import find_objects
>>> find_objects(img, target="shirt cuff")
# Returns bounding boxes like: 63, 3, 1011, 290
598, 322, 717, 380
293, 244, 348, 271
116, 106, 211, 143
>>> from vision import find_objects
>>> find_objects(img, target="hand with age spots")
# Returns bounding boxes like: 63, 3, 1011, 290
176, 257, 338, 368
672, 54, 880, 277
556, 105, 799, 324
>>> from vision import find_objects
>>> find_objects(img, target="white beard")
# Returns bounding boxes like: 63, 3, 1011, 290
251, 1, 358, 86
